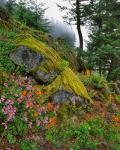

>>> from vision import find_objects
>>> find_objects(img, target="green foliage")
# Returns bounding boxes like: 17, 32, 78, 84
115, 95, 120, 104
0, 40, 15, 73
6, 0, 16, 15
8, 116, 28, 136
0, 28, 18, 73
57, 102, 85, 121
20, 140, 38, 150
46, 117, 120, 149
91, 73, 107, 89
46, 118, 99, 149
79, 73, 108, 89
7, 133, 16, 144
105, 125, 120, 150
15, 64, 27, 75
6, 0, 50, 32
0, 28, 27, 75
59, 60, 69, 70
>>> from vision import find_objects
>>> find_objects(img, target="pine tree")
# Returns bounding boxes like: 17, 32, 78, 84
87, 0, 120, 81
6, 0, 16, 15
28, 0, 50, 31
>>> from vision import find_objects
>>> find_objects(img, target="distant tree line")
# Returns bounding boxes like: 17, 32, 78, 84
0, 0, 75, 44
3, 0, 49, 32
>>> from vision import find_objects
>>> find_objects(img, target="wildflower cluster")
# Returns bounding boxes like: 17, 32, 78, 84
1, 98, 16, 122
0, 73, 58, 131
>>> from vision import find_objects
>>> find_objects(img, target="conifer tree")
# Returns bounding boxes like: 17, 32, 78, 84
87, 0, 120, 81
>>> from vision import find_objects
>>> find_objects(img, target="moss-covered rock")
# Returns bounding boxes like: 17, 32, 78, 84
10, 34, 93, 103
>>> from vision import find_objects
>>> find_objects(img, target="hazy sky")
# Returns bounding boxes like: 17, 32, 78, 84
40, 0, 89, 48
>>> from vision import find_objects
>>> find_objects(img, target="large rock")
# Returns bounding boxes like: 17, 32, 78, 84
10, 46, 44, 72
35, 70, 59, 83
50, 89, 86, 105
50, 89, 73, 104
10, 46, 59, 83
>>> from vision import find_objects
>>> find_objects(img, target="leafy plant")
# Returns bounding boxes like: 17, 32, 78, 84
20, 140, 38, 150
46, 117, 120, 149
0, 40, 15, 73
7, 133, 16, 144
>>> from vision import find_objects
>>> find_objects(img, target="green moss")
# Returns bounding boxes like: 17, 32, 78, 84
15, 34, 93, 103
47, 67, 93, 103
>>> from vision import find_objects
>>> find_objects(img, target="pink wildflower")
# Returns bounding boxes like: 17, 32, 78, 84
5, 99, 14, 105
36, 120, 41, 126
26, 85, 32, 91
38, 107, 46, 115
44, 116, 49, 124
27, 93, 33, 99
2, 106, 8, 115
2, 123, 7, 129
17, 96, 23, 104
28, 122, 33, 128
1, 96, 5, 102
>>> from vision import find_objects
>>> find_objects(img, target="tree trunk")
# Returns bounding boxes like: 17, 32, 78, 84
76, 0, 83, 50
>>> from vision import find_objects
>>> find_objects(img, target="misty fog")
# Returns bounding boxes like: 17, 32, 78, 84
0, 0, 6, 5
50, 19, 75, 46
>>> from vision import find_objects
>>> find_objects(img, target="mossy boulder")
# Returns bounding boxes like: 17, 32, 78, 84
10, 34, 93, 103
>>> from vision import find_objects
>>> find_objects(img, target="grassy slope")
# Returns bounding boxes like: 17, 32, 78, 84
0, 18, 120, 150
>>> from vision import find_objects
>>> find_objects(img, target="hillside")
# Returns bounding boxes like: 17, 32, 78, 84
0, 6, 120, 150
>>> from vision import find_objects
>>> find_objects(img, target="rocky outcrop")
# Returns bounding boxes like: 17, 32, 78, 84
10, 34, 93, 104
10, 46, 44, 72
50, 89, 86, 105
10, 46, 59, 83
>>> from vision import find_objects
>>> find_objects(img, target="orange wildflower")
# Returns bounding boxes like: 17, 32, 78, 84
112, 115, 119, 122
22, 90, 27, 96
35, 91, 43, 95
46, 102, 54, 111
47, 116, 57, 128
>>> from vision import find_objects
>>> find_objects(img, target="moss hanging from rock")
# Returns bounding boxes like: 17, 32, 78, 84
47, 67, 93, 103
15, 34, 93, 103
